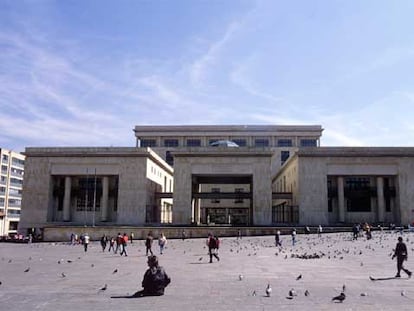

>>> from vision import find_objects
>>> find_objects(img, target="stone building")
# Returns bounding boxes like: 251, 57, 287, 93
273, 147, 414, 226
0, 148, 25, 236
18, 125, 414, 239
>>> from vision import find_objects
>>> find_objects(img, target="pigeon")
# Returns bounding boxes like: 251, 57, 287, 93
112, 269, 118, 274
342, 284, 346, 292
304, 290, 310, 296
61, 272, 66, 278
198, 257, 203, 261
24, 267, 30, 273
401, 291, 406, 297
252, 290, 257, 296
239, 274, 244, 281
8, 259, 12, 263
91, 264, 94, 268
296, 274, 302, 280
100, 284, 108, 291
360, 292, 367, 296
265, 284, 272, 297
332, 292, 346, 303
67, 260, 72, 263
288, 288, 297, 297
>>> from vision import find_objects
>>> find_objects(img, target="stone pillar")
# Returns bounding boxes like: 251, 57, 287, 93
377, 177, 385, 223
172, 163, 192, 225
101, 176, 109, 222
337, 177, 345, 223
63, 176, 71, 222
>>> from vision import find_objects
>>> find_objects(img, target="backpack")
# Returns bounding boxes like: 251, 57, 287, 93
209, 236, 218, 248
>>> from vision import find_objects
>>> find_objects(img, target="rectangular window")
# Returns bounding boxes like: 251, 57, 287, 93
2, 154, 8, 162
211, 188, 220, 203
345, 177, 371, 212
11, 158, 24, 166
186, 139, 201, 147
165, 151, 174, 166
281, 151, 290, 165
140, 139, 157, 147
163, 139, 179, 147
300, 139, 317, 147
232, 139, 247, 147
76, 178, 102, 211
10, 178, 23, 186
254, 138, 269, 147
277, 139, 292, 147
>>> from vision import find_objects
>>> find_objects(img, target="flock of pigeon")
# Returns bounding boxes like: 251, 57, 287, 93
1, 229, 414, 309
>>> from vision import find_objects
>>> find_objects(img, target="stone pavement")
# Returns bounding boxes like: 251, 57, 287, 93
1, 231, 414, 311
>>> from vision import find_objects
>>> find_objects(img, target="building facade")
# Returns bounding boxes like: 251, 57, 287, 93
0, 148, 25, 236
18, 125, 414, 239
19, 147, 173, 236
273, 147, 414, 226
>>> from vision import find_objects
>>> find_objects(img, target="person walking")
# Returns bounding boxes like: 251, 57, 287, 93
291, 229, 297, 246
100, 234, 108, 252
132, 255, 171, 297
108, 236, 115, 253
352, 224, 359, 240
120, 233, 128, 256
392, 236, 412, 278
275, 230, 282, 247
83, 233, 90, 252
130, 232, 134, 244
237, 229, 242, 240
145, 233, 154, 256
115, 232, 123, 254
158, 233, 167, 255
181, 230, 187, 241
207, 233, 220, 263
317, 225, 323, 237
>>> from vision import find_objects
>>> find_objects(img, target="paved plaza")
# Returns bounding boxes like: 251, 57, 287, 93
1, 231, 414, 310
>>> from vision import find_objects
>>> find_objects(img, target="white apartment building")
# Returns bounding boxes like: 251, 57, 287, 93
0, 148, 25, 236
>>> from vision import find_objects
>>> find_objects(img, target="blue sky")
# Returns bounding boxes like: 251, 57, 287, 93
1, 0, 414, 152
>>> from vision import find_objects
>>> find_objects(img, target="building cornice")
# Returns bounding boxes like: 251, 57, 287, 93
297, 147, 414, 157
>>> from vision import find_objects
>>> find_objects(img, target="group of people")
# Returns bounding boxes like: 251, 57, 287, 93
100, 233, 130, 256
352, 222, 373, 240
67, 226, 413, 298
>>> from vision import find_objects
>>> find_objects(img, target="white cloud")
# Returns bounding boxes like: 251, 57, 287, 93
189, 21, 241, 87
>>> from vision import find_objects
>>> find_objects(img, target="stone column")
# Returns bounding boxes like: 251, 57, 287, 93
377, 177, 385, 223
337, 177, 345, 223
100, 176, 109, 222
63, 176, 71, 222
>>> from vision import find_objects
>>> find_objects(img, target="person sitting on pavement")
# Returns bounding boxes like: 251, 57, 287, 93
133, 255, 171, 296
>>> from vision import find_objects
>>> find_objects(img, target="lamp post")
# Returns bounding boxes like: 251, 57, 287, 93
84, 168, 88, 227
92, 168, 97, 227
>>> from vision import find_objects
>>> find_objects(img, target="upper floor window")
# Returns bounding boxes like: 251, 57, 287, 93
186, 139, 201, 147
254, 139, 269, 147
165, 151, 174, 166
281, 151, 290, 165
2, 154, 8, 162
141, 139, 157, 147
163, 139, 179, 147
300, 139, 317, 147
11, 158, 24, 166
277, 139, 292, 147
232, 139, 247, 147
